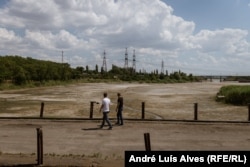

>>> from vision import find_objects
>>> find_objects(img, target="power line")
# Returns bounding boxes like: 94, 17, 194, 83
132, 49, 136, 71
102, 50, 107, 72
161, 60, 164, 74
124, 48, 128, 69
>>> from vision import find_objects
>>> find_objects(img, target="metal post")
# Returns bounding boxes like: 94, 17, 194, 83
90, 101, 94, 119
144, 133, 151, 151
40, 102, 44, 118
141, 102, 145, 119
194, 103, 198, 120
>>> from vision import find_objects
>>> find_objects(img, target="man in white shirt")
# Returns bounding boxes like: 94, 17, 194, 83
99, 92, 112, 130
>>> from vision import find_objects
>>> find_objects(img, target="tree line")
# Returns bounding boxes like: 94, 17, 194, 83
0, 55, 199, 86
0, 56, 72, 85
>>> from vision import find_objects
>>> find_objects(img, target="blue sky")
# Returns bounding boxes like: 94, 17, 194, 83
0, 0, 250, 75
165, 0, 250, 33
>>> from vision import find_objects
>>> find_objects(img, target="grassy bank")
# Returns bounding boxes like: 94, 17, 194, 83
217, 85, 250, 105
0, 77, 199, 91
0, 80, 73, 91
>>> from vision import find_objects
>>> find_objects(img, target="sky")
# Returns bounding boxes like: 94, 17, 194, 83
0, 0, 250, 75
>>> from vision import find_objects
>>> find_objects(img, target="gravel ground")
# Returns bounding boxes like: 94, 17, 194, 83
1, 119, 250, 166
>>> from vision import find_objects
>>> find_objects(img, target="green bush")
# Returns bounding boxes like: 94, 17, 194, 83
217, 85, 250, 105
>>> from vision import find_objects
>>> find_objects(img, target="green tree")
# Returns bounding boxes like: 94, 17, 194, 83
86, 65, 89, 73
95, 64, 98, 73
13, 66, 26, 85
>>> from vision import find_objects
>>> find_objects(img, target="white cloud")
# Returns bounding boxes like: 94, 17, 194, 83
0, 28, 21, 42
0, 0, 249, 75
0, 28, 23, 50
1, 0, 193, 50
24, 30, 55, 50
5, 0, 62, 30
191, 28, 249, 56
24, 29, 90, 50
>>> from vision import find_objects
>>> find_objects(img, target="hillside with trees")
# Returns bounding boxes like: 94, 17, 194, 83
0, 55, 199, 87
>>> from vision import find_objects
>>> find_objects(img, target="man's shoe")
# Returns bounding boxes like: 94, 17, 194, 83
99, 125, 104, 129
108, 127, 112, 130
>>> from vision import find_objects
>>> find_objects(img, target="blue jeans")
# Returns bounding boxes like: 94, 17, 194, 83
101, 112, 112, 128
116, 107, 123, 125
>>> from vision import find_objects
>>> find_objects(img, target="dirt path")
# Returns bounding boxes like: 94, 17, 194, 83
0, 119, 250, 166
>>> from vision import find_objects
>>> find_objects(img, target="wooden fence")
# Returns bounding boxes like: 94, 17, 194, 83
37, 101, 250, 122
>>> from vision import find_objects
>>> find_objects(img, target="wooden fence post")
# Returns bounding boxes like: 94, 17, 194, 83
40, 102, 44, 118
194, 103, 198, 120
40, 129, 43, 164
248, 103, 250, 121
141, 102, 145, 119
90, 101, 94, 119
36, 128, 43, 165
144, 133, 151, 151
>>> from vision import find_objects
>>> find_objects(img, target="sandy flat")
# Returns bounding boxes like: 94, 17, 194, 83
0, 81, 250, 166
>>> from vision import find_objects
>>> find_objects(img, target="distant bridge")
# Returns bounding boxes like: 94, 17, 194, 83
195, 75, 250, 82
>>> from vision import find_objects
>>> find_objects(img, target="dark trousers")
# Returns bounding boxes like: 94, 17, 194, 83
101, 112, 112, 127
116, 107, 123, 125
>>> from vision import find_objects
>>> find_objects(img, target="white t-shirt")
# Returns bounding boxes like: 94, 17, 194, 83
102, 97, 110, 112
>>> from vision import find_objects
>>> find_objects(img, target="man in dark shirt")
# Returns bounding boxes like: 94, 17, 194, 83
116, 93, 124, 125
